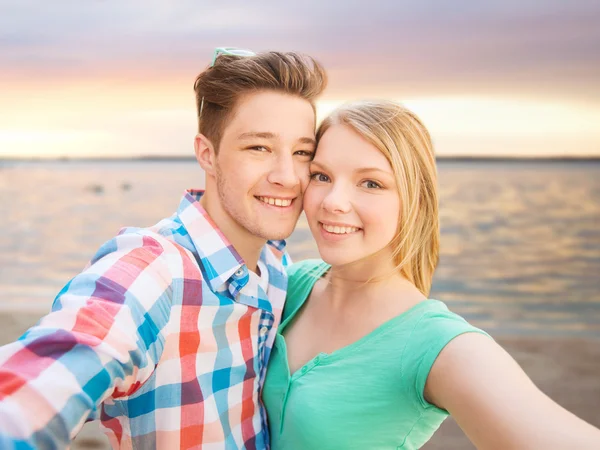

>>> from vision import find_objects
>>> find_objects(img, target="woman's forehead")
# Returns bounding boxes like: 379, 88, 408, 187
314, 125, 393, 174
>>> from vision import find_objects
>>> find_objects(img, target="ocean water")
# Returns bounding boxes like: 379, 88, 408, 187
1, 160, 599, 337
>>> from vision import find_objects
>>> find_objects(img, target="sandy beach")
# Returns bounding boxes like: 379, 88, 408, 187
2, 312, 598, 449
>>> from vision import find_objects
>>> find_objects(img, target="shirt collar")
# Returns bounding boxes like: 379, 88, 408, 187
177, 189, 286, 294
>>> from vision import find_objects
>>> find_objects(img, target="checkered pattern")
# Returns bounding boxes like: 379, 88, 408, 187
0, 190, 290, 449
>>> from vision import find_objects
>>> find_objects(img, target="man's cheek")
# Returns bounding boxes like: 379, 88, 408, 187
297, 164, 311, 192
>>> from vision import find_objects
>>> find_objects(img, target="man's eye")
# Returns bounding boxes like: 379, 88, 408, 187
295, 150, 315, 157
309, 172, 330, 182
249, 146, 268, 152
361, 180, 382, 189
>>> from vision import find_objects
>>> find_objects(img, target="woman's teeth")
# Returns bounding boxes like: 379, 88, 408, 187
322, 224, 359, 234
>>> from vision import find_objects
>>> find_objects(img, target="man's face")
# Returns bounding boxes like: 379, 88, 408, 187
212, 90, 316, 241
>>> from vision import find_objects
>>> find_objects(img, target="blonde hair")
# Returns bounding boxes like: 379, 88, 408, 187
194, 51, 327, 151
316, 100, 440, 295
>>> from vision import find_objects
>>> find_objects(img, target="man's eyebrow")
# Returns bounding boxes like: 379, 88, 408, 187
237, 131, 277, 140
299, 136, 317, 146
236, 132, 316, 146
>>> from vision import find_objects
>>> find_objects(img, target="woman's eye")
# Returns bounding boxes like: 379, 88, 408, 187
309, 172, 330, 182
361, 180, 382, 189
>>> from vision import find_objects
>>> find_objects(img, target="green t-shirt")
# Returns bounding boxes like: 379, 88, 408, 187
263, 259, 490, 450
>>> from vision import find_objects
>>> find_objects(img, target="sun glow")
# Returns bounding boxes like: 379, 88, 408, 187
1, 86, 599, 158
317, 97, 600, 157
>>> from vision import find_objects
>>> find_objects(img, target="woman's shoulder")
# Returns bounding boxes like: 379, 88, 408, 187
405, 299, 488, 341
395, 299, 491, 410
391, 299, 491, 378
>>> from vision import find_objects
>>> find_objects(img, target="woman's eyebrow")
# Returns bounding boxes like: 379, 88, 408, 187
309, 160, 330, 171
311, 161, 393, 177
355, 167, 393, 176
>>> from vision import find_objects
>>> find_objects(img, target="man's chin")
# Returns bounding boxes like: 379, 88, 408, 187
261, 230, 294, 242
257, 224, 296, 242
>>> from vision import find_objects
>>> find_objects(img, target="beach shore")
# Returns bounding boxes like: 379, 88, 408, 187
2, 313, 599, 449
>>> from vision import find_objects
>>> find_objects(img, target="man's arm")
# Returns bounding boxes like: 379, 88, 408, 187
425, 332, 600, 449
0, 232, 176, 449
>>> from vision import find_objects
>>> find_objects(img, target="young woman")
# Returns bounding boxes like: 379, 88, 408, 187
262, 101, 600, 449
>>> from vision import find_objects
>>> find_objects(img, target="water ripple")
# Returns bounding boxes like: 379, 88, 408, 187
1, 160, 599, 337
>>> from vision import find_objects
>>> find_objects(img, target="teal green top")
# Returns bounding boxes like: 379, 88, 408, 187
263, 260, 490, 450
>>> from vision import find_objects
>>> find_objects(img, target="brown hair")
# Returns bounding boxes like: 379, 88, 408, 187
317, 101, 440, 296
194, 51, 327, 151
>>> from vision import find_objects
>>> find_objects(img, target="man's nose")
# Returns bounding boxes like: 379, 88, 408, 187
267, 154, 301, 189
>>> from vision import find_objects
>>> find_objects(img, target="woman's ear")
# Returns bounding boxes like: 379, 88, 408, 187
194, 133, 217, 175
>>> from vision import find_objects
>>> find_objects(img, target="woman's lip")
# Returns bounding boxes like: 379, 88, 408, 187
319, 220, 361, 228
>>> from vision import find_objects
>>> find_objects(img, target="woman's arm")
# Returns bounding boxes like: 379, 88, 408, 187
425, 332, 600, 449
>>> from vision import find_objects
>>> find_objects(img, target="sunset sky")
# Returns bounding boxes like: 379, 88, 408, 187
1, 0, 599, 158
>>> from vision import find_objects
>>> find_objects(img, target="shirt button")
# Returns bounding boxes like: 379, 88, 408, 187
234, 268, 244, 277
259, 326, 269, 337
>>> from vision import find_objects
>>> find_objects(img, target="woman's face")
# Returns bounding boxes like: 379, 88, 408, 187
303, 124, 401, 267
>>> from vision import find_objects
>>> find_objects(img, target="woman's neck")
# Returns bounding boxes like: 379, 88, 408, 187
322, 256, 425, 311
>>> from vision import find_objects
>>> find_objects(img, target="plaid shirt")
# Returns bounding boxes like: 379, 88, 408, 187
0, 190, 290, 449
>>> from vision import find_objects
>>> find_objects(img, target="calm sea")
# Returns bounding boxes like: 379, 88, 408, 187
1, 160, 599, 337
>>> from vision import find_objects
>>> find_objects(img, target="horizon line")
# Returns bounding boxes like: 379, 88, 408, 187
2, 155, 600, 164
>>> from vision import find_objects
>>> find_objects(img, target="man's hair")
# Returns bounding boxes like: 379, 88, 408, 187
193, 51, 327, 151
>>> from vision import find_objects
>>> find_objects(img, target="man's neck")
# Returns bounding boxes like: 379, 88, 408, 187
199, 192, 265, 273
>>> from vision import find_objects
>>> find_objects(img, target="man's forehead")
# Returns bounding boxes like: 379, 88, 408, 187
220, 91, 316, 142
232, 92, 315, 121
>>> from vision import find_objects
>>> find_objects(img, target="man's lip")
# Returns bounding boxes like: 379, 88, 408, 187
255, 195, 297, 200
255, 196, 297, 208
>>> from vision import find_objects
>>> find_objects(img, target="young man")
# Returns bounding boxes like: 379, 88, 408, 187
0, 48, 327, 449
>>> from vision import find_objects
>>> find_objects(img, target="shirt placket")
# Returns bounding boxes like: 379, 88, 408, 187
227, 265, 275, 379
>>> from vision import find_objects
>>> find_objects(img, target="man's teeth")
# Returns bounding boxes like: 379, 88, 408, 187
258, 197, 292, 207
322, 224, 359, 234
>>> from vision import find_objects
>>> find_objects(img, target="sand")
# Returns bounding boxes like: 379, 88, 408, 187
1, 313, 598, 449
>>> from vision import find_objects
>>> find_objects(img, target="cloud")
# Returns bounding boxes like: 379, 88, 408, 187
1, 1, 598, 100
0, 1, 599, 159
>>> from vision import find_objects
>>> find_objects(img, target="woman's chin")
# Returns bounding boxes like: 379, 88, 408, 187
318, 250, 359, 267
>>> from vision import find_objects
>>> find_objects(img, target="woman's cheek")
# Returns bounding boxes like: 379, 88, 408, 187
302, 186, 321, 217
359, 196, 399, 233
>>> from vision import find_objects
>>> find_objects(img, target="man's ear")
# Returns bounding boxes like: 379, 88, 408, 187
194, 133, 217, 175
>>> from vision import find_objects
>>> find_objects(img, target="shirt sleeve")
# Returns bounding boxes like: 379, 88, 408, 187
400, 304, 491, 411
0, 231, 177, 449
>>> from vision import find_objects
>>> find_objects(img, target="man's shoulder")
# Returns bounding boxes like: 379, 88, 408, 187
120, 214, 182, 242
89, 216, 195, 267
